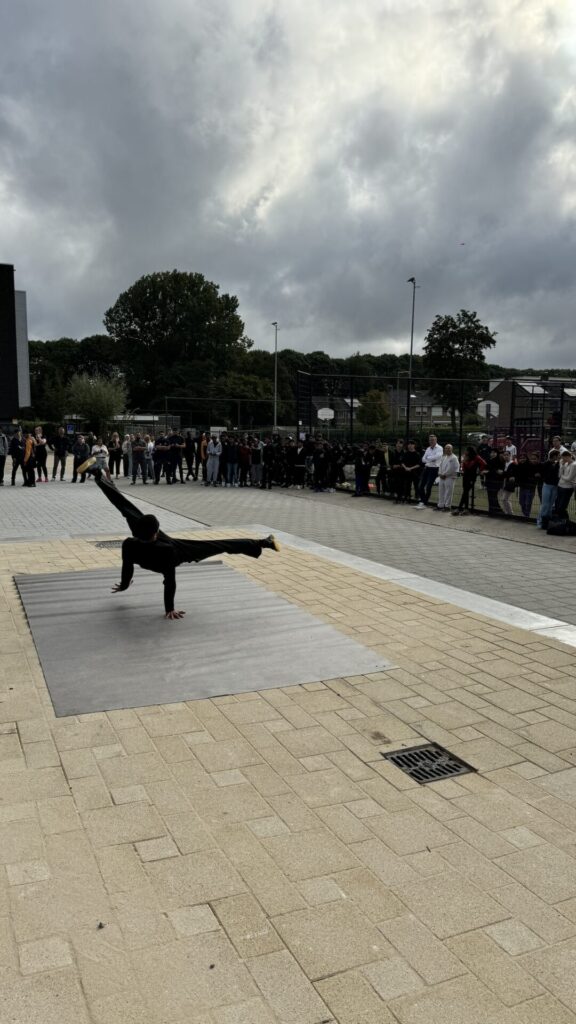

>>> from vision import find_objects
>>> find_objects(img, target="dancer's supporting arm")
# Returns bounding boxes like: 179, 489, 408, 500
162, 567, 185, 620
111, 540, 135, 594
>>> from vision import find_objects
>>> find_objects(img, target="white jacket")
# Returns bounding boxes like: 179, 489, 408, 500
207, 440, 222, 458
439, 454, 459, 478
421, 444, 444, 469
558, 461, 576, 489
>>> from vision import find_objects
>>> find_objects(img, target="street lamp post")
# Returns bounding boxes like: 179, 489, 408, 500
271, 321, 278, 434
406, 277, 417, 439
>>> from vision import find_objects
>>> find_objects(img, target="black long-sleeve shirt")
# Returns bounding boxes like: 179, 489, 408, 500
120, 538, 178, 613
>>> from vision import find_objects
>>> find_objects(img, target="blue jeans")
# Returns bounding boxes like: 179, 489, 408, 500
419, 467, 438, 504
519, 487, 535, 518
537, 483, 557, 527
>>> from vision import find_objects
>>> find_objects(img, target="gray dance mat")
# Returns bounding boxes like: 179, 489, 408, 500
15, 563, 393, 716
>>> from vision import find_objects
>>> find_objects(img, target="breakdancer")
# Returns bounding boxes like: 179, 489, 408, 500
78, 458, 280, 619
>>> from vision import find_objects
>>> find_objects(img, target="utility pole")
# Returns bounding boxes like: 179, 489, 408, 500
271, 321, 278, 434
406, 277, 417, 440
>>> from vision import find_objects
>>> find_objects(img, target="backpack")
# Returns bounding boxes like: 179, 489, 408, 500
547, 517, 576, 536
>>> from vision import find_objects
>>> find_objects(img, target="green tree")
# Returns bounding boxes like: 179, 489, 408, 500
66, 374, 127, 436
103, 270, 252, 406
423, 310, 497, 430
356, 389, 389, 427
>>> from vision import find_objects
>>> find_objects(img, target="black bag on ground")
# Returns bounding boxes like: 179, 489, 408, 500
547, 517, 576, 536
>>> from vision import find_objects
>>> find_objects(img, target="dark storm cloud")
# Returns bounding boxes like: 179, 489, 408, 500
1, 0, 575, 366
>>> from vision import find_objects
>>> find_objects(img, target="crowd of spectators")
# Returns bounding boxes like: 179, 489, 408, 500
1, 424, 576, 534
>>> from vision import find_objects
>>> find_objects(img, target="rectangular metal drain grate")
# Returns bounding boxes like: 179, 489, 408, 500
381, 743, 475, 784
93, 539, 124, 549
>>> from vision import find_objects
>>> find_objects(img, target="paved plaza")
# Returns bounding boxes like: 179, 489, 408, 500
4, 482, 576, 1021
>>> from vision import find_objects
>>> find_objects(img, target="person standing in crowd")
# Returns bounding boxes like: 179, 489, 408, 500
500, 454, 518, 516
238, 438, 252, 487
9, 429, 24, 486
206, 434, 222, 485
152, 434, 169, 484
453, 446, 486, 516
184, 431, 195, 481
504, 436, 517, 467
261, 438, 275, 490
166, 429, 185, 484
144, 435, 155, 481
537, 449, 560, 528
402, 440, 421, 503
50, 426, 70, 481
549, 435, 568, 457
478, 435, 492, 465
435, 443, 460, 511
415, 434, 443, 508
515, 453, 538, 518
225, 437, 239, 487
22, 431, 36, 487
388, 439, 405, 503
130, 434, 147, 484
484, 449, 506, 516
91, 437, 111, 480
374, 443, 390, 497
72, 435, 91, 482
107, 432, 122, 479
121, 434, 132, 477
33, 426, 48, 482
0, 425, 8, 486
197, 431, 208, 481
555, 451, 576, 519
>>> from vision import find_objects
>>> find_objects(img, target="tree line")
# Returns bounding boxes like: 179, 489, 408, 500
23, 269, 572, 434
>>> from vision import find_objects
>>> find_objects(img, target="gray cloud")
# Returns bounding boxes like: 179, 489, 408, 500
1, 0, 576, 367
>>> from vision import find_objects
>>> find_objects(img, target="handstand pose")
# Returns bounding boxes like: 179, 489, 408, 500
78, 459, 279, 619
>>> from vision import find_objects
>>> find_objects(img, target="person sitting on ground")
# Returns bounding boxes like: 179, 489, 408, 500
435, 444, 459, 511
75, 458, 280, 619
453, 445, 486, 516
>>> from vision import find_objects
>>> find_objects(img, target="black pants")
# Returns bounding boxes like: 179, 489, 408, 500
11, 457, 23, 485
555, 487, 573, 519
23, 459, 36, 486
132, 454, 147, 483
52, 453, 67, 479
0, 455, 5, 483
458, 474, 475, 511
109, 449, 122, 477
418, 467, 438, 504
35, 447, 48, 480
95, 476, 265, 562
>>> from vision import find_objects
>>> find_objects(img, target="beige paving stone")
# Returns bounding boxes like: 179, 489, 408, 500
276, 725, 344, 757
274, 900, 387, 979
328, 748, 376, 781
556, 898, 576, 923
418, 701, 484, 730
38, 796, 82, 834
380, 913, 466, 983
162, 810, 215, 853
83, 802, 166, 847
70, 775, 112, 811
488, 690, 548, 713
351, 838, 420, 888
96, 843, 155, 896
114, 725, 155, 754
368, 807, 455, 855
146, 849, 245, 909
315, 969, 397, 1024
0, 801, 36, 823
248, 815, 290, 838
212, 996, 279, 1024
438, 841, 512, 889
0, 819, 44, 864
286, 767, 363, 807
152, 733, 197, 763
51, 718, 118, 751
266, 792, 320, 832
520, 721, 576, 752
220, 700, 283, 726
212, 768, 247, 786
394, 869, 508, 938
188, 783, 272, 827
263, 828, 359, 880
6, 859, 51, 885
241, 762, 291, 796
316, 803, 372, 843
514, 742, 570, 772
215, 826, 306, 916
247, 949, 331, 1024
360, 777, 413, 812
299, 754, 334, 771
111, 783, 149, 804
484, 919, 543, 955
521, 939, 576, 1013
193, 738, 263, 773
70, 921, 140, 1000
499, 826, 546, 849
536, 766, 576, 803
141, 708, 203, 736
449, 737, 524, 771
299, 876, 343, 905
168, 903, 221, 936
447, 815, 516, 857
59, 748, 99, 779
332, 866, 405, 921
112, 892, 176, 950
23, 740, 60, 769
403, 850, 448, 876
388, 973, 520, 1024
213, 893, 284, 958
19, 935, 73, 974
446, 929, 543, 1005
494, 882, 576, 943
514, 993, 576, 1024
133, 933, 258, 1017
98, 751, 171, 787
362, 957, 424, 1000
495, 844, 576, 903
135, 835, 179, 861
452, 789, 541, 830
345, 797, 384, 818
0, 969, 92, 1024
510, 761, 548, 778
87, 987, 156, 1024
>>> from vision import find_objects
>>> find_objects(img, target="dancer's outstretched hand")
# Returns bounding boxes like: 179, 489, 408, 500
111, 582, 130, 593
165, 610, 186, 620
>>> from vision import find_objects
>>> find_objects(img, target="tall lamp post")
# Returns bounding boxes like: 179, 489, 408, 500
406, 277, 417, 439
271, 321, 279, 434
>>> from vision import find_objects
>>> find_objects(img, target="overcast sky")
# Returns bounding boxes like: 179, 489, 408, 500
2, 0, 576, 366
